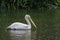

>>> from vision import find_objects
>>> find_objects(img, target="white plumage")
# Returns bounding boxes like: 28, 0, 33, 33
7, 14, 36, 30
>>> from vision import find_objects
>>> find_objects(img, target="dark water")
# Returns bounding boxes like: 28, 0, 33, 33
0, 8, 60, 40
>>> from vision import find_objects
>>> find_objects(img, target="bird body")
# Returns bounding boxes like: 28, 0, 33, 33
7, 22, 31, 30
7, 14, 36, 30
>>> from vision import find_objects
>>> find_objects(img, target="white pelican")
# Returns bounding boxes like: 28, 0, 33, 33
7, 14, 36, 30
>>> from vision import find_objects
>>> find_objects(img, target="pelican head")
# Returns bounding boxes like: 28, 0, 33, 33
25, 14, 37, 28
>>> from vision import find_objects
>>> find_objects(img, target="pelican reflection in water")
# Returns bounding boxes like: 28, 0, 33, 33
8, 30, 31, 40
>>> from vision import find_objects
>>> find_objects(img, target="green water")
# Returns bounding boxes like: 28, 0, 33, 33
0, 8, 60, 40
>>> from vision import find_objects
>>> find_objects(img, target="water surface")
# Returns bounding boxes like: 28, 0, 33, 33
0, 8, 60, 40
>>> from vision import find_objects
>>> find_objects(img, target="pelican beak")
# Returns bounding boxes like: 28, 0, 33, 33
29, 17, 37, 28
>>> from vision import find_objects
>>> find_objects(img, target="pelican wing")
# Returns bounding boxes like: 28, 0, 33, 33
7, 22, 30, 30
